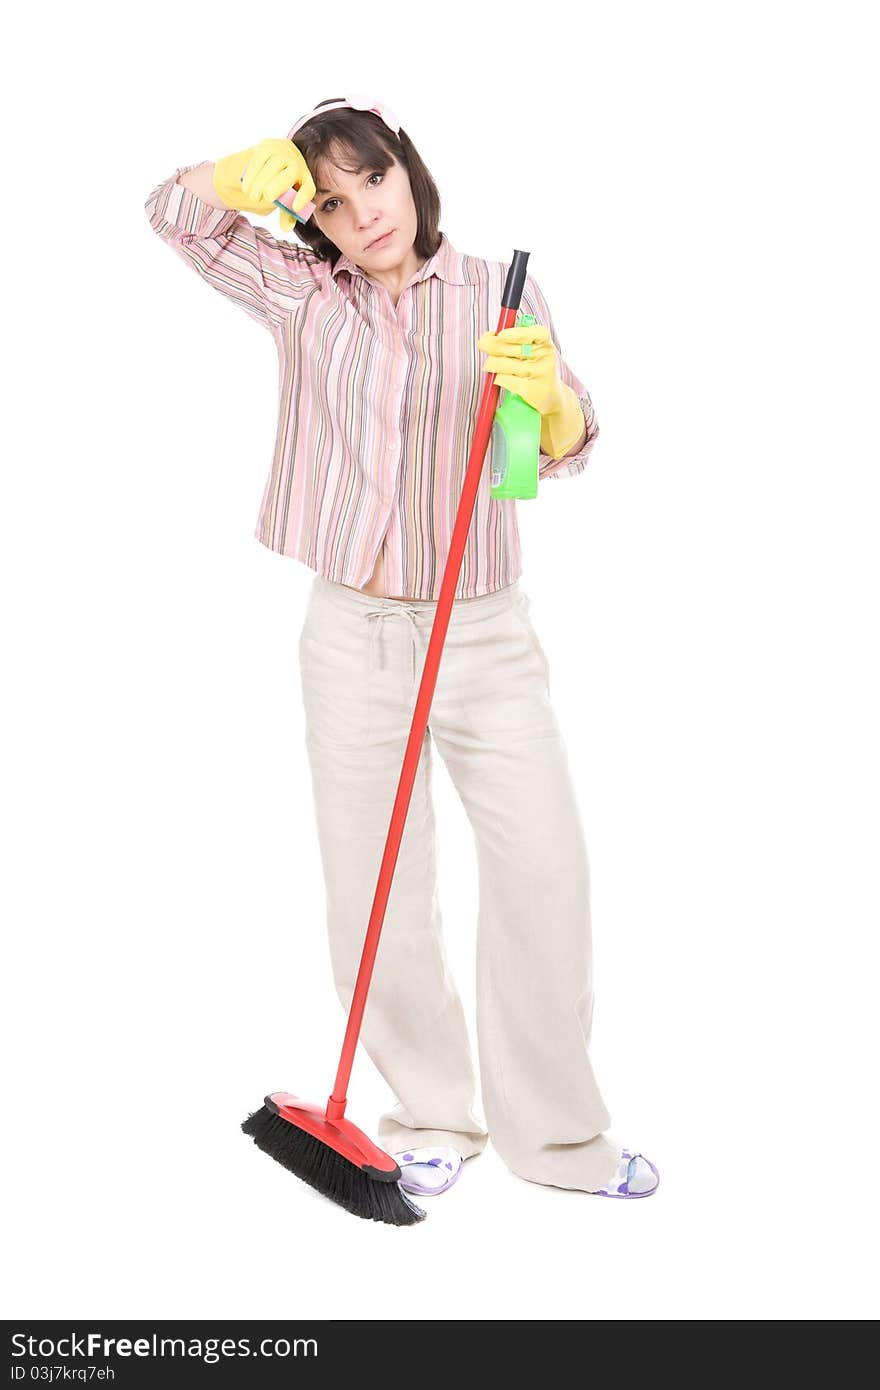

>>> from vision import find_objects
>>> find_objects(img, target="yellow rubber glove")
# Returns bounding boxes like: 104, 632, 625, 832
538, 387, 586, 460
477, 324, 586, 460
212, 138, 316, 227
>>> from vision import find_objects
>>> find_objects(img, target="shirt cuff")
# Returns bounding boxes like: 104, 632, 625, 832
150, 163, 244, 240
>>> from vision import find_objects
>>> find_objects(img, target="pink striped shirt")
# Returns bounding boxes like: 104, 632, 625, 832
144, 162, 600, 599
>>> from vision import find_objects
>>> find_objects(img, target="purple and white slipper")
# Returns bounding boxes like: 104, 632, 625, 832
393, 1145, 464, 1196
589, 1149, 660, 1198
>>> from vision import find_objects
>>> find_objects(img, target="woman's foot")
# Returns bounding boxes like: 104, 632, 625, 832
588, 1149, 660, 1198
393, 1145, 464, 1196
392, 1143, 659, 1199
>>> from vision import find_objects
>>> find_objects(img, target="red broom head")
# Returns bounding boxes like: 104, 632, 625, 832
241, 1095, 426, 1226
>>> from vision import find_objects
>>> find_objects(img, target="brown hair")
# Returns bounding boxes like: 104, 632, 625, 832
288, 99, 442, 267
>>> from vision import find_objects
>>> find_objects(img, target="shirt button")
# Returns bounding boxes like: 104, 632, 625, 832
388, 441, 398, 451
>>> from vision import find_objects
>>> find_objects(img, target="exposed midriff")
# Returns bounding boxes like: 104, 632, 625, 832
340, 528, 435, 602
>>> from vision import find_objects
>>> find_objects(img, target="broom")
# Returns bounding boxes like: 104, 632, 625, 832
243, 248, 534, 1223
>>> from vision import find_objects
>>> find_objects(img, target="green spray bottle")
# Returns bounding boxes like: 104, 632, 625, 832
489, 312, 542, 500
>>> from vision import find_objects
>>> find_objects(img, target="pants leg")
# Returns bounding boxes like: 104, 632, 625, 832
424, 587, 622, 1193
298, 573, 621, 1193
298, 575, 488, 1160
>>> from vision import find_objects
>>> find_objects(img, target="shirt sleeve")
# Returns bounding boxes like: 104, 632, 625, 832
144, 163, 324, 334
520, 273, 600, 481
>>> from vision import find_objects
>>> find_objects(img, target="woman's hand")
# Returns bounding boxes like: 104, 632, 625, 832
213, 138, 316, 224
477, 323, 587, 458
476, 323, 565, 416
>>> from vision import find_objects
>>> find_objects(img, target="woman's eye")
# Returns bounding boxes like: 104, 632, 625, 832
321, 172, 383, 213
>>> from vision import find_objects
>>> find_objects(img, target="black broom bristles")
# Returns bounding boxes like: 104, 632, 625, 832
241, 1103, 426, 1226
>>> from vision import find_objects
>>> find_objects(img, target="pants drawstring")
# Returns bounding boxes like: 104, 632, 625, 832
364, 606, 425, 683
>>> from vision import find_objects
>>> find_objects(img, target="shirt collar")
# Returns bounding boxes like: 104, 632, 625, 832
329, 231, 468, 286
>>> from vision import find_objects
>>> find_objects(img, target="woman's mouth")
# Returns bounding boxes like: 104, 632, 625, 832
367, 230, 394, 249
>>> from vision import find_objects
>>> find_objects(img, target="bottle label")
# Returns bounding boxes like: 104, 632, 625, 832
491, 420, 507, 489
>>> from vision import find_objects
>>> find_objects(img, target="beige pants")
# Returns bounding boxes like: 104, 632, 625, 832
298, 573, 621, 1192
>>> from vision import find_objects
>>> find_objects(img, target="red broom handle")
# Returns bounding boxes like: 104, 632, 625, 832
326, 250, 532, 1122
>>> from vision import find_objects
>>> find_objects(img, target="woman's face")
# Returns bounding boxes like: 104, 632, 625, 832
311, 150, 419, 272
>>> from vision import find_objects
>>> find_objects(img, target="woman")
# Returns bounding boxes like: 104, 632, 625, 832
144, 94, 659, 1200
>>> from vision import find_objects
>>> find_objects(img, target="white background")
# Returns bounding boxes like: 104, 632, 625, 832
3, 0, 878, 1323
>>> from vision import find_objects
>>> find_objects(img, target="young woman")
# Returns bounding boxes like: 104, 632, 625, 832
145, 94, 659, 1201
